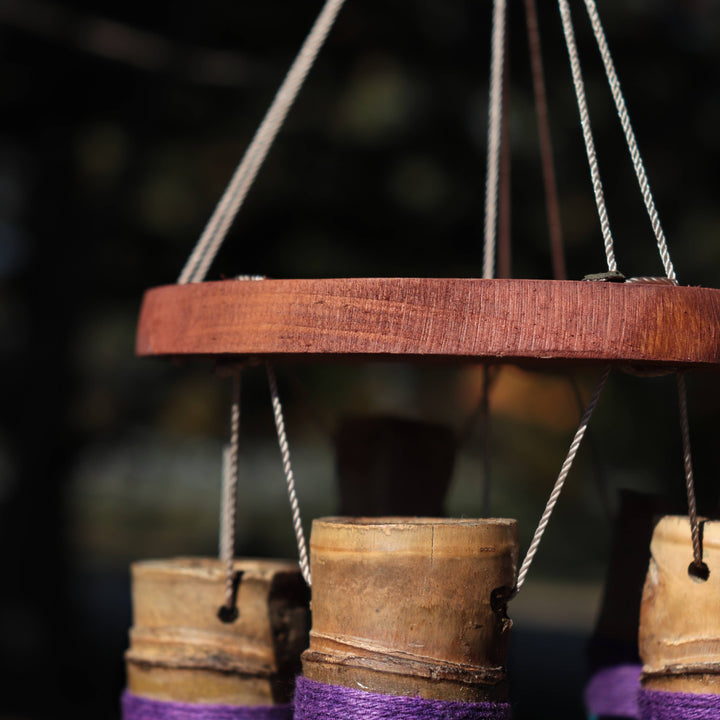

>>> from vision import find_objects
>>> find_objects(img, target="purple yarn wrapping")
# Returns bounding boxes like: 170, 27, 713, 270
293, 676, 512, 720
122, 691, 292, 720
639, 688, 720, 720
584, 664, 642, 718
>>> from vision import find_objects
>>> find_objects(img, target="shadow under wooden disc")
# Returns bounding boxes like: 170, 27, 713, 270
135, 278, 720, 370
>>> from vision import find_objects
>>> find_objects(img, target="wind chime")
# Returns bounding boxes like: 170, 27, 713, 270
123, 1, 720, 719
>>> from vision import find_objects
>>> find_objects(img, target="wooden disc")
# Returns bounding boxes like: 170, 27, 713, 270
301, 517, 518, 702
639, 516, 720, 694
135, 278, 720, 369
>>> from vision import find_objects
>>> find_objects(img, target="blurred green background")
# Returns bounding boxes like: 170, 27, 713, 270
1, 0, 720, 718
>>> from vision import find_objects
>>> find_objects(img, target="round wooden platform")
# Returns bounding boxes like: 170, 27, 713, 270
135, 278, 720, 369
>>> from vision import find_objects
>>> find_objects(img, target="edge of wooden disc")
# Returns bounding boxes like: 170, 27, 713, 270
135, 278, 720, 368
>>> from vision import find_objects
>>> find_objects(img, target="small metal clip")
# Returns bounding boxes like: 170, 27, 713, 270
582, 270, 626, 283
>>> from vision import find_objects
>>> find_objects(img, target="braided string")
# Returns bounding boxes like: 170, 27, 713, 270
178, 0, 346, 284
557, 0, 617, 273
483, 0, 508, 280
582, 0, 676, 281
218, 371, 242, 616
267, 365, 311, 586
677, 373, 703, 571
513, 365, 611, 596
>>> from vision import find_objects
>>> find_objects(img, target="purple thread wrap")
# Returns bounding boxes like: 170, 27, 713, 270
639, 688, 720, 720
293, 676, 512, 719
122, 691, 292, 720
584, 664, 642, 718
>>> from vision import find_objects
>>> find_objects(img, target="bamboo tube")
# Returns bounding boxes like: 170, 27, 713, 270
639, 516, 720, 694
125, 558, 310, 705
301, 517, 519, 702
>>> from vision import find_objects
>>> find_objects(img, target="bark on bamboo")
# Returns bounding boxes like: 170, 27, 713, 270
125, 557, 309, 704
302, 517, 518, 702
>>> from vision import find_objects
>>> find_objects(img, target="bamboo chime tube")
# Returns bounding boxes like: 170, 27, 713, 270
125, 558, 310, 705
639, 516, 720, 694
301, 517, 519, 702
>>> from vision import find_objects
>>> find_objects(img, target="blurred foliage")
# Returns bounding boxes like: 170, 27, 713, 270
1, 0, 720, 718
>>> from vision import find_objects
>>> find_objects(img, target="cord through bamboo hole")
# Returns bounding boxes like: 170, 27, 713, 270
687, 522, 710, 582
217, 570, 243, 623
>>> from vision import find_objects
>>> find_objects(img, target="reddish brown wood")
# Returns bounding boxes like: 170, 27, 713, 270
135, 278, 720, 368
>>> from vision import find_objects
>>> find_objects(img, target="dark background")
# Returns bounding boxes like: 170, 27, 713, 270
1, 1, 720, 718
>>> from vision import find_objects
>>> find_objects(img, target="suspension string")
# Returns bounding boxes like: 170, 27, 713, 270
219, 444, 233, 561
525, 0, 566, 280
220, 370, 242, 615
626, 276, 677, 285
569, 376, 612, 520
557, 0, 617, 274
178, 0, 347, 285
483, 0, 508, 280
512, 365, 611, 596
677, 373, 703, 570
582, 0, 677, 282
497, 36, 512, 280
267, 365, 312, 586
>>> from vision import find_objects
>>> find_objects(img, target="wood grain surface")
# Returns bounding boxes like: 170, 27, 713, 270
135, 278, 720, 368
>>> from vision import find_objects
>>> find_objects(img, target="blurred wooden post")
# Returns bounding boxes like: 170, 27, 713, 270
125, 558, 310, 705
334, 416, 456, 516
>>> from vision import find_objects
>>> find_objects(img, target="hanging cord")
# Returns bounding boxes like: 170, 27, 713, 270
677, 373, 706, 575
525, 0, 566, 280
512, 365, 611, 596
626, 276, 677, 285
219, 444, 234, 562
568, 377, 612, 520
497, 36, 512, 280
581, 0, 676, 282
267, 365, 312, 586
557, 0, 616, 274
483, 0, 507, 280
218, 370, 242, 621
178, 0, 347, 285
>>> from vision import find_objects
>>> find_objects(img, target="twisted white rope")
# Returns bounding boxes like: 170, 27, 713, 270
178, 0, 346, 285
513, 365, 611, 596
267, 365, 311, 586
483, 0, 507, 280
626, 276, 678, 285
220, 372, 241, 612
582, 0, 676, 282
557, 0, 617, 274
219, 444, 233, 562
677, 373, 703, 569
